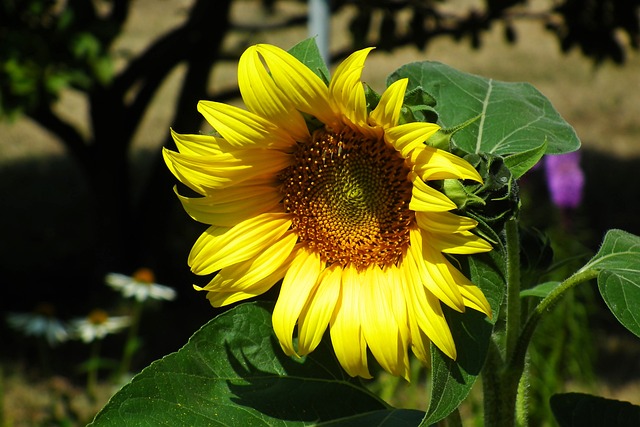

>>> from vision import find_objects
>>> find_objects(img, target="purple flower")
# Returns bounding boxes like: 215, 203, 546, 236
544, 151, 585, 209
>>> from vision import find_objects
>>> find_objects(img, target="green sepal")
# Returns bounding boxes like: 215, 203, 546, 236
364, 82, 382, 112
503, 139, 548, 179
429, 114, 482, 151
398, 85, 438, 124
441, 153, 520, 244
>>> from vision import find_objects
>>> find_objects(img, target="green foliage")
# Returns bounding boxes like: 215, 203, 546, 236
586, 229, 640, 338
551, 393, 640, 427
0, 0, 117, 117
423, 253, 505, 425
90, 303, 424, 426
388, 62, 581, 157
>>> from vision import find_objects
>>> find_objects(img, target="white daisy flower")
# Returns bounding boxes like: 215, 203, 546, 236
7, 303, 69, 347
71, 309, 131, 343
105, 268, 177, 302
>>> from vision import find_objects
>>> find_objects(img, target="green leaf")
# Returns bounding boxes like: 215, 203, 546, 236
289, 38, 330, 84
90, 302, 420, 427
421, 253, 505, 425
550, 392, 640, 427
388, 62, 580, 156
318, 409, 425, 426
503, 139, 547, 179
582, 229, 640, 338
520, 281, 561, 298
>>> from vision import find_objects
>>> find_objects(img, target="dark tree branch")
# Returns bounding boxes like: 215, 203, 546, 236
27, 105, 90, 167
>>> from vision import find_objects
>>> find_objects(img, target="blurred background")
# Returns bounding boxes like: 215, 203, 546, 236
1, 0, 639, 425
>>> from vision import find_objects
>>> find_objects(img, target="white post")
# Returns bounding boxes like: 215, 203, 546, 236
308, 0, 330, 65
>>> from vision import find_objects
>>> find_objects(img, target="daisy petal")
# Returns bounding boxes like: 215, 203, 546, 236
272, 247, 324, 356
370, 78, 408, 129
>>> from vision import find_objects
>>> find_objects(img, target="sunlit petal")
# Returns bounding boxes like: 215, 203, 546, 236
272, 247, 324, 356
369, 78, 408, 129
329, 47, 373, 128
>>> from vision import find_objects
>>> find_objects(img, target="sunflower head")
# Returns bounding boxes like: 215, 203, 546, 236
163, 41, 494, 379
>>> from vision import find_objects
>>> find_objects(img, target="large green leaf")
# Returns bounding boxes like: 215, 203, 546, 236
90, 302, 420, 426
388, 62, 580, 156
421, 252, 505, 425
551, 392, 640, 427
582, 229, 640, 338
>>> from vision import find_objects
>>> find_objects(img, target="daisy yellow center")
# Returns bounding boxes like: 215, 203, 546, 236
281, 128, 414, 270
88, 309, 109, 325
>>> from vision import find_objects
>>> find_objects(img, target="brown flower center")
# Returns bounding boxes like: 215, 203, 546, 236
280, 127, 414, 270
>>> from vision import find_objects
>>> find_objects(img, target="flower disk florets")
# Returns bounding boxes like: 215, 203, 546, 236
281, 128, 413, 270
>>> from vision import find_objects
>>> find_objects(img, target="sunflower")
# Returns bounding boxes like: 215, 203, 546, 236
163, 44, 493, 379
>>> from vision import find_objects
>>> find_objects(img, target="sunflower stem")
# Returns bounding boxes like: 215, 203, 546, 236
504, 219, 521, 364
497, 265, 599, 426
491, 218, 522, 427
117, 299, 143, 381
482, 338, 504, 427
507, 267, 599, 381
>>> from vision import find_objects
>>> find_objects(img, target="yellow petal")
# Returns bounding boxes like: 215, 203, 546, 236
189, 213, 292, 275
198, 101, 294, 149
409, 229, 465, 311
415, 211, 478, 234
199, 232, 297, 293
171, 129, 223, 156
370, 78, 408, 129
386, 122, 441, 158
253, 44, 337, 128
429, 230, 494, 254
203, 288, 273, 307
443, 262, 493, 318
163, 147, 290, 194
360, 267, 410, 379
409, 172, 457, 213
297, 264, 342, 355
272, 247, 324, 356
330, 265, 371, 378
411, 146, 483, 182
329, 47, 373, 128
174, 183, 282, 227
396, 263, 431, 364
239, 46, 310, 142
403, 256, 457, 360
